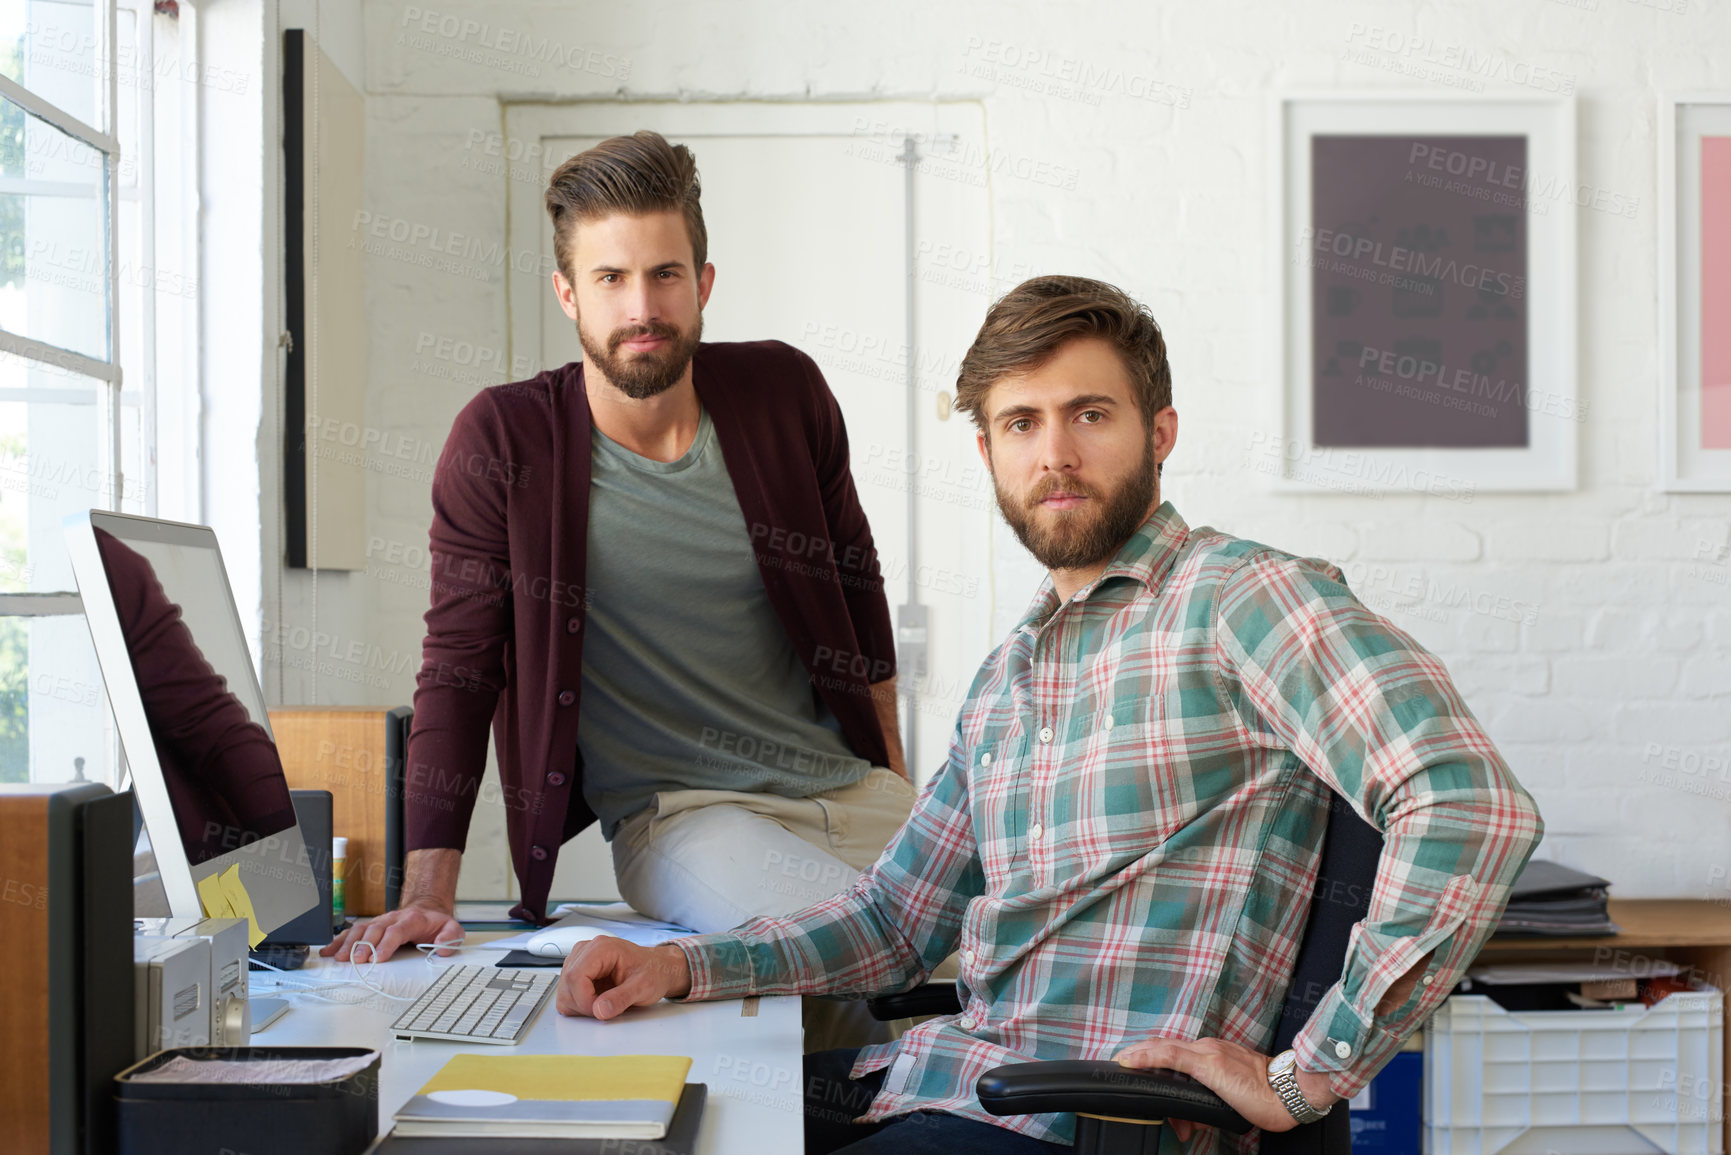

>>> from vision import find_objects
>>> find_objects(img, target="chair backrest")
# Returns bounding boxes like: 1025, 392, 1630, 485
1269, 790, 1385, 1051
1262, 789, 1385, 1155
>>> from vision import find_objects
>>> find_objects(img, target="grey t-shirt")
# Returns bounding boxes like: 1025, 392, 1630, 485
577, 407, 873, 837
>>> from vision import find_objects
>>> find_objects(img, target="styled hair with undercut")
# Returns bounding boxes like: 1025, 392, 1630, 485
955, 275, 1173, 437
544, 130, 708, 281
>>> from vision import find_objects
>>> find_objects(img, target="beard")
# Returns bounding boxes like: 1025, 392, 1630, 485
993, 438, 1159, 572
577, 312, 703, 400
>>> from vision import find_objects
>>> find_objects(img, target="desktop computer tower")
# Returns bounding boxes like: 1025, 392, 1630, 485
0, 782, 135, 1155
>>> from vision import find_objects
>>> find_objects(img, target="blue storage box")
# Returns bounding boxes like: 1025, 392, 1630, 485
1350, 1050, 1422, 1153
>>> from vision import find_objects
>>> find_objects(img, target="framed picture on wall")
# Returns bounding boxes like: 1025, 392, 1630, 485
1270, 93, 1578, 495
1660, 95, 1731, 492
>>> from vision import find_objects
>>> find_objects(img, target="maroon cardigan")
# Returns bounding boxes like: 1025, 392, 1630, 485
406, 341, 896, 923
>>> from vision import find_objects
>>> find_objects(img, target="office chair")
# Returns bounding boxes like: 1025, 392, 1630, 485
868, 791, 1383, 1155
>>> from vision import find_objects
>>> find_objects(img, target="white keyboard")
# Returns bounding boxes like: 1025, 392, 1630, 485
391, 965, 558, 1045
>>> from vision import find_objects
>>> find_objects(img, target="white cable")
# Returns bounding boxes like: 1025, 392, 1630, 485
248, 936, 530, 1010
248, 953, 397, 1005
414, 937, 518, 960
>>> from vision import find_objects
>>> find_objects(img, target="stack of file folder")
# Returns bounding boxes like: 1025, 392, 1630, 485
1494, 859, 1618, 937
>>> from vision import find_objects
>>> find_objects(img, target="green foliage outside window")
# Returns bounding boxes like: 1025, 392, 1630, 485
0, 616, 26, 781
0, 427, 28, 781
0, 35, 24, 289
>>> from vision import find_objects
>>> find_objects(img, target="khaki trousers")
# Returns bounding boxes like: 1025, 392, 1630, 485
610, 766, 917, 932
610, 766, 920, 1049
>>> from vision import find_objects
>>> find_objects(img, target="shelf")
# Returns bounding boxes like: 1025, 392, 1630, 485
1477, 899, 1731, 953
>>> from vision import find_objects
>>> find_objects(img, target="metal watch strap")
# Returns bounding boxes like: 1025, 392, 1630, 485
1268, 1050, 1331, 1125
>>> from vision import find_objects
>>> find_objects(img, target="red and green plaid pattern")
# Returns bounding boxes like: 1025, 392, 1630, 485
677, 502, 1543, 1151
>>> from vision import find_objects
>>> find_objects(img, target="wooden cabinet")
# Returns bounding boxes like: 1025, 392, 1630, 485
268, 707, 398, 916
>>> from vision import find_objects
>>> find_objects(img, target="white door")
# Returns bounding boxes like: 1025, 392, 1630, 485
501, 103, 997, 901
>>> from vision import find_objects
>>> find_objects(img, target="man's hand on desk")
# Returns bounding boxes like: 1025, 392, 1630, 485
322, 846, 465, 962
557, 937, 693, 1020
319, 900, 463, 962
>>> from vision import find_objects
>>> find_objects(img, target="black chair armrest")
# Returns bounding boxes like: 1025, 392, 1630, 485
975, 1060, 1253, 1135
865, 982, 964, 1020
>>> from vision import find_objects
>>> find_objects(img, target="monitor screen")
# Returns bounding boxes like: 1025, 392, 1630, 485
65, 512, 319, 937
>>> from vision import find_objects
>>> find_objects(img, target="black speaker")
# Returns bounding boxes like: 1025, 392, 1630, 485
261, 789, 334, 946
384, 706, 412, 911
0, 781, 135, 1154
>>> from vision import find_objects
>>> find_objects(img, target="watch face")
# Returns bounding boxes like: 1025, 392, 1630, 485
1269, 1050, 1296, 1076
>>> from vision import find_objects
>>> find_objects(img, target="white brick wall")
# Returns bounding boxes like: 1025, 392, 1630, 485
314, 0, 1731, 898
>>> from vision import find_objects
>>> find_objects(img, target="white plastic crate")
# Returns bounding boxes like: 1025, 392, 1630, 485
1425, 985, 1723, 1155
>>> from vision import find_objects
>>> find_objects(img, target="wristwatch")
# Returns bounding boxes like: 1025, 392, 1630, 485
1267, 1049, 1332, 1125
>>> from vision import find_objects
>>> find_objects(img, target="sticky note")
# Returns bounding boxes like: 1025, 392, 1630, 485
197, 870, 235, 921
217, 864, 266, 948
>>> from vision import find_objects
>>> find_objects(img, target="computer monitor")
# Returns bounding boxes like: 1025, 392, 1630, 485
64, 511, 320, 937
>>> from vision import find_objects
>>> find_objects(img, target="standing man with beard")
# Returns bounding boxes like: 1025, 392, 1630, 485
326, 131, 915, 966
553, 276, 1543, 1154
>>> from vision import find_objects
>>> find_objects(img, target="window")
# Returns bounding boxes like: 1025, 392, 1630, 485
0, 0, 193, 784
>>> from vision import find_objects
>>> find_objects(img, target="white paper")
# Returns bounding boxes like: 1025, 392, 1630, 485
488, 907, 694, 952
129, 1053, 378, 1085
1467, 960, 1682, 984
550, 902, 692, 931
482, 929, 548, 951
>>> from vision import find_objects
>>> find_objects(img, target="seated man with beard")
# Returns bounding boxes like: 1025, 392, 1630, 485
552, 276, 1544, 1155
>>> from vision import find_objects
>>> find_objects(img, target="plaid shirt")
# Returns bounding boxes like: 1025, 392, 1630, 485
676, 502, 1543, 1151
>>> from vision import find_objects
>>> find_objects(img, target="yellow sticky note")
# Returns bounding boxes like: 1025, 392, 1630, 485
217, 864, 266, 948
197, 870, 235, 921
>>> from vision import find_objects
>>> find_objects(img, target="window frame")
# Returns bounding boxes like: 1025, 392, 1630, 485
0, 5, 123, 496
0, 0, 197, 786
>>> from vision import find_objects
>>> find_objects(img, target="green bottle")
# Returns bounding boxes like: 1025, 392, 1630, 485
332, 835, 348, 929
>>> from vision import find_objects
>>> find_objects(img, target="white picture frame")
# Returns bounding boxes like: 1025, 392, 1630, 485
1660, 95, 1731, 492
1269, 92, 1578, 497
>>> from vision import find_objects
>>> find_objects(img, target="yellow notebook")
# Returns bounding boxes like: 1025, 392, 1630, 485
391, 1054, 692, 1140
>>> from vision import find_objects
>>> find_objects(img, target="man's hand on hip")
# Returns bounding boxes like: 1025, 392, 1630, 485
557, 938, 694, 1020
1113, 1036, 1340, 1142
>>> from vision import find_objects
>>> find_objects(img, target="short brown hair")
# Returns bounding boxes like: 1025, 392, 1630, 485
544, 130, 708, 280
955, 275, 1172, 433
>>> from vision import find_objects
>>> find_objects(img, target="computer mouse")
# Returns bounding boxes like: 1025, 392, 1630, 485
526, 925, 608, 958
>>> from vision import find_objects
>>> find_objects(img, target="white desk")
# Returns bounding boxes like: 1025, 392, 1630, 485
255, 940, 804, 1153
